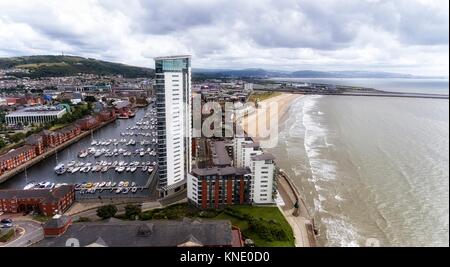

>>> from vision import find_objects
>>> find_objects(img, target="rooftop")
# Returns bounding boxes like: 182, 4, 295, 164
6, 106, 65, 117
154, 55, 191, 60
0, 145, 36, 162
0, 185, 74, 205
192, 166, 251, 177
251, 153, 276, 161
44, 214, 71, 229
211, 141, 232, 167
35, 218, 236, 247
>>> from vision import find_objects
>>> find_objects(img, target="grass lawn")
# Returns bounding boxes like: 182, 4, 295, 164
49, 123, 70, 131
0, 141, 24, 155
214, 206, 295, 247
32, 215, 52, 223
0, 229, 15, 243
248, 91, 282, 103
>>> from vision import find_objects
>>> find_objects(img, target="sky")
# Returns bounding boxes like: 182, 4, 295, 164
0, 0, 448, 76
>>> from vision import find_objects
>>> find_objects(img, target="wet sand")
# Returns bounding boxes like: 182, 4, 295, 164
240, 93, 302, 140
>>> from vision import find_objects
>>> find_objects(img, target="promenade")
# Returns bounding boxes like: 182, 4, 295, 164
277, 170, 317, 247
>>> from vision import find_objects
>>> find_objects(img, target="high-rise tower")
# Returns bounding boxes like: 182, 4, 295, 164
154, 55, 192, 188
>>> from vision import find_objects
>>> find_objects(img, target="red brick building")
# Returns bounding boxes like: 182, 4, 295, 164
0, 145, 37, 175
42, 125, 81, 147
57, 125, 81, 142
25, 134, 45, 155
190, 167, 252, 209
77, 116, 100, 131
0, 185, 75, 216
43, 215, 72, 236
188, 139, 253, 209
6, 97, 27, 106
25, 96, 44, 106
97, 109, 116, 122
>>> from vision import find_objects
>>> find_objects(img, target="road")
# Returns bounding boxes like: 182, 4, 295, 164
71, 189, 187, 220
0, 220, 43, 247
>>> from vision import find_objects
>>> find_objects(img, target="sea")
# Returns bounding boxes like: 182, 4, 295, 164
268, 78, 449, 247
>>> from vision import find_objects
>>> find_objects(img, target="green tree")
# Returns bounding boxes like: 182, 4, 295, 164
84, 95, 96, 103
124, 204, 142, 220
10, 132, 26, 143
0, 139, 6, 149
96, 204, 118, 219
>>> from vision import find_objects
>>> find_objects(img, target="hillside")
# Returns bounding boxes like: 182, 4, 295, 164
0, 55, 154, 78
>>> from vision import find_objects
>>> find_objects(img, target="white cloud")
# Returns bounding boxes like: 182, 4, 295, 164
0, 0, 448, 75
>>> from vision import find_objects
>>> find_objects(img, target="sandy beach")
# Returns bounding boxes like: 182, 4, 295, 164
240, 93, 303, 140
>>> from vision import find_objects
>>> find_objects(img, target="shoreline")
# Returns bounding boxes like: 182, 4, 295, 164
240, 93, 318, 247
240, 93, 302, 140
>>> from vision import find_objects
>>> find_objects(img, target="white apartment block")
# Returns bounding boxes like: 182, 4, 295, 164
251, 153, 276, 204
233, 135, 277, 204
154, 55, 192, 188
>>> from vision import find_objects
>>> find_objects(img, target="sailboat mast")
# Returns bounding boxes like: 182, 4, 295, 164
55, 147, 58, 165
25, 166, 28, 184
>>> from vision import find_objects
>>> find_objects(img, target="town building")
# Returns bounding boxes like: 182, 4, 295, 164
0, 145, 37, 175
5, 105, 67, 125
188, 133, 278, 207
77, 116, 100, 131
188, 139, 252, 208
0, 185, 75, 216
25, 134, 45, 155
42, 125, 81, 148
188, 167, 252, 209
43, 214, 72, 236
154, 55, 192, 191
97, 109, 116, 122
35, 218, 243, 247
234, 135, 277, 205
250, 153, 277, 204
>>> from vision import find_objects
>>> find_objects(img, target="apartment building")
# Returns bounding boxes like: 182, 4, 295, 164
154, 56, 192, 190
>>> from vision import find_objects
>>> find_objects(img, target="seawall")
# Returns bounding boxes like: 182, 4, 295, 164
277, 169, 318, 247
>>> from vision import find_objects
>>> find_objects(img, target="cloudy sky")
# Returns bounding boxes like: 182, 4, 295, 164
0, 0, 448, 75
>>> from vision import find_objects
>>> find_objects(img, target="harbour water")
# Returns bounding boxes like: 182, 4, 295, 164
0, 105, 157, 191
269, 79, 449, 246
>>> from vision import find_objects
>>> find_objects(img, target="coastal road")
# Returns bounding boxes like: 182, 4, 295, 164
0, 220, 43, 247
71, 189, 187, 220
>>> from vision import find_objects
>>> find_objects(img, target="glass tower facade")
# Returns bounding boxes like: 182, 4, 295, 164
154, 56, 192, 188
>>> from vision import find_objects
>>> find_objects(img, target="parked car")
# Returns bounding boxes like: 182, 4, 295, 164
1, 218, 12, 224
0, 223, 12, 228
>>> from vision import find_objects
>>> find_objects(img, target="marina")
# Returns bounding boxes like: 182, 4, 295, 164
0, 104, 158, 199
